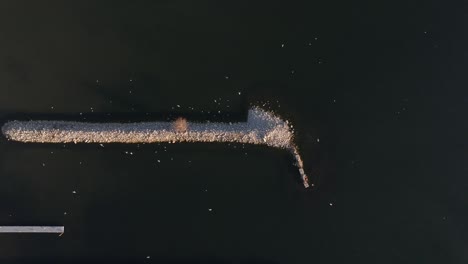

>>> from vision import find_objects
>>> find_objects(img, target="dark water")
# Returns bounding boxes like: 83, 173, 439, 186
0, 1, 467, 263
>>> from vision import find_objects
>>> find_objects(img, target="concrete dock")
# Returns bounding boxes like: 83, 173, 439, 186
0, 226, 64, 233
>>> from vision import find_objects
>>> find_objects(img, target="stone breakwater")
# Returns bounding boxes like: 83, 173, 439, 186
2, 107, 309, 188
